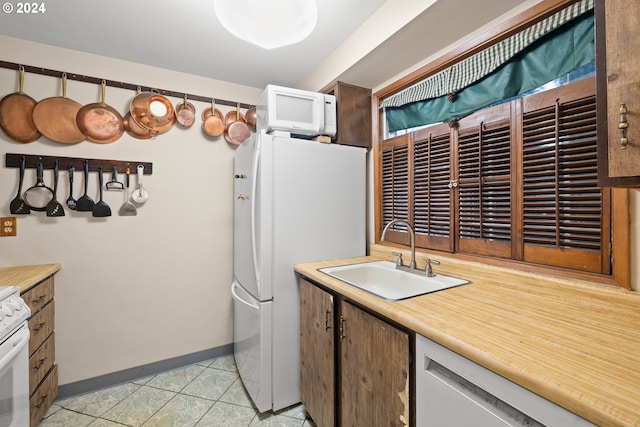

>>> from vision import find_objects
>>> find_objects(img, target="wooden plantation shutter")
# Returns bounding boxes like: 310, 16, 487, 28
521, 77, 609, 273
456, 103, 514, 258
380, 135, 411, 245
412, 123, 454, 251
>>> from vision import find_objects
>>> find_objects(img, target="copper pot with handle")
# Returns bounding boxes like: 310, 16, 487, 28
224, 103, 250, 145
175, 95, 196, 128
129, 89, 175, 134
202, 99, 224, 137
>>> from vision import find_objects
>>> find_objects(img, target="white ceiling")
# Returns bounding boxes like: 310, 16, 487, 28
0, 0, 530, 91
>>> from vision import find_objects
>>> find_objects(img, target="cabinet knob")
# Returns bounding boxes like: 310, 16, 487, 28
619, 103, 629, 149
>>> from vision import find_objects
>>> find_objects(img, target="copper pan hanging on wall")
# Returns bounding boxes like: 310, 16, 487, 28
76, 80, 125, 143
123, 112, 155, 140
129, 89, 175, 134
175, 95, 196, 128
32, 73, 85, 144
0, 66, 41, 143
202, 99, 224, 137
224, 103, 250, 146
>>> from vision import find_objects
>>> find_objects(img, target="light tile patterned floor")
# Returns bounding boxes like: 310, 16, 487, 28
39, 355, 316, 427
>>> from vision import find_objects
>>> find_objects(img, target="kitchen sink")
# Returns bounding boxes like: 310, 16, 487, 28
318, 260, 469, 301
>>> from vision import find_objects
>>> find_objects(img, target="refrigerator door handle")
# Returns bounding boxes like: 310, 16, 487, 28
231, 281, 260, 312
251, 140, 261, 286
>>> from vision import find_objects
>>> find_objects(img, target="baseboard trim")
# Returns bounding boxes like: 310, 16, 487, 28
57, 343, 234, 399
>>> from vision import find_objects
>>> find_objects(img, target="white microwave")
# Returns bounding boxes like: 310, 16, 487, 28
256, 84, 336, 137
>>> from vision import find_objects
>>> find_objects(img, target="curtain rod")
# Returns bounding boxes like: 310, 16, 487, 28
0, 60, 253, 109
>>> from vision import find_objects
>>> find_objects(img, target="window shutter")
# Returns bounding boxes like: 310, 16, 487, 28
380, 135, 410, 245
413, 123, 454, 251
456, 103, 513, 258
521, 77, 607, 273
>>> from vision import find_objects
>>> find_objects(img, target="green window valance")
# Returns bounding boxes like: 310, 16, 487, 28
383, 0, 595, 132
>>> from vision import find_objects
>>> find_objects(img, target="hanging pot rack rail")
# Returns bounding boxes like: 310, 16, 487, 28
5, 153, 153, 175
0, 60, 252, 109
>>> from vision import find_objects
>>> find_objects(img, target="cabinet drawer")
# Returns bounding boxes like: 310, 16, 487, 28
30, 364, 58, 427
29, 333, 55, 395
22, 276, 54, 314
29, 301, 54, 355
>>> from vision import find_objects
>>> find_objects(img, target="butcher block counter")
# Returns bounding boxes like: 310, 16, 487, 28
295, 245, 640, 427
0, 263, 61, 292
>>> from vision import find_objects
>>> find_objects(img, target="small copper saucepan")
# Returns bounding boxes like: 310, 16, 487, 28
225, 103, 250, 146
245, 106, 257, 131
202, 99, 224, 138
175, 95, 196, 128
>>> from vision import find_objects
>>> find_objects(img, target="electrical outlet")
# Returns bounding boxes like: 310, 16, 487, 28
1, 217, 17, 237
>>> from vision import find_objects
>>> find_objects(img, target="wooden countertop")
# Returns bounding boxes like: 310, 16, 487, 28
295, 245, 640, 427
0, 263, 61, 293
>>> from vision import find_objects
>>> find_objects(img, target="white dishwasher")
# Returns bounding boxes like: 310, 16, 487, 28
416, 334, 595, 427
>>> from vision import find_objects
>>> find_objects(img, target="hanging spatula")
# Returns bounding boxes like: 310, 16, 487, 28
45, 160, 65, 217
92, 167, 112, 217
118, 167, 137, 216
76, 160, 95, 211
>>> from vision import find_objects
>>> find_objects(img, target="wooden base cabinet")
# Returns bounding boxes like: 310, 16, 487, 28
299, 279, 411, 427
21, 275, 58, 427
300, 279, 335, 427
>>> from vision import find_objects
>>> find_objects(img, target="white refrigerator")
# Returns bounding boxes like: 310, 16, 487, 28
231, 130, 366, 412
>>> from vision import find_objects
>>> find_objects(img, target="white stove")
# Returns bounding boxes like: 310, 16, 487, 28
0, 286, 30, 337
0, 286, 31, 427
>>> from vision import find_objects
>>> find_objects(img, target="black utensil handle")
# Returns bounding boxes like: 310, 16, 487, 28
69, 165, 74, 184
17, 156, 26, 194
36, 162, 44, 184
53, 161, 59, 193
83, 160, 89, 193
111, 165, 118, 181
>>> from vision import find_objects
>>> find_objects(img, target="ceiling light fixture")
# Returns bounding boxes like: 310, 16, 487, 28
214, 0, 318, 50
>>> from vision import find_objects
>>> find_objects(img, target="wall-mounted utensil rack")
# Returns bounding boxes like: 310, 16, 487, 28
5, 153, 153, 174
0, 60, 252, 109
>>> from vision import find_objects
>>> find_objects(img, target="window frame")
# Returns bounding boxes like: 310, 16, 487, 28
372, 0, 630, 288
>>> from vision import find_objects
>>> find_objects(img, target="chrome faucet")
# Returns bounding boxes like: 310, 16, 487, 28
380, 219, 417, 270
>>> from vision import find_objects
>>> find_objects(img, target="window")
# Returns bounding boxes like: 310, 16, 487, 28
377, 76, 612, 276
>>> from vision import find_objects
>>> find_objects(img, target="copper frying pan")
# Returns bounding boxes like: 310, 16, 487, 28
76, 80, 125, 144
32, 73, 85, 144
0, 66, 40, 143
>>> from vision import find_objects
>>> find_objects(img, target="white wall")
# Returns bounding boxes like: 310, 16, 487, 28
0, 36, 262, 385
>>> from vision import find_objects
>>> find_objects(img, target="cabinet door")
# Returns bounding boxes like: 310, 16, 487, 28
299, 279, 335, 427
323, 81, 372, 148
339, 301, 410, 427
596, 0, 640, 185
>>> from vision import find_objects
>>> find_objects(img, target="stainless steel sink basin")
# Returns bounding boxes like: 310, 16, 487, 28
319, 260, 469, 301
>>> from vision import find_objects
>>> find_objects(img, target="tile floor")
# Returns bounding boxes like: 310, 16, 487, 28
39, 355, 316, 427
